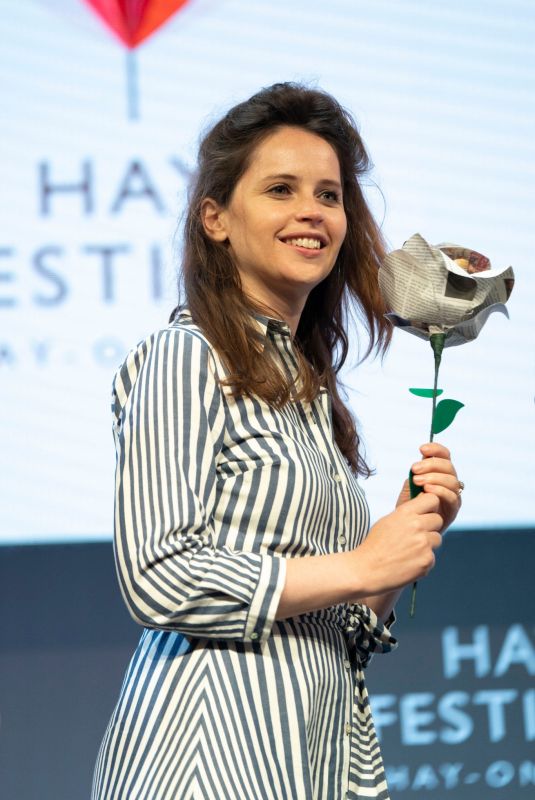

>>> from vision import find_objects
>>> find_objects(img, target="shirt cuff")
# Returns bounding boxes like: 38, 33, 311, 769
244, 555, 287, 643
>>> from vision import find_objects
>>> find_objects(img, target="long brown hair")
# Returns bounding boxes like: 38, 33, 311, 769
173, 82, 391, 476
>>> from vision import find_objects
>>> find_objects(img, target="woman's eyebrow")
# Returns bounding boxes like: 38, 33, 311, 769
262, 173, 298, 182
262, 173, 342, 190
316, 178, 343, 191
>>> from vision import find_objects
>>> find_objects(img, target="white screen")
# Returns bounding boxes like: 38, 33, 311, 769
1, 0, 533, 541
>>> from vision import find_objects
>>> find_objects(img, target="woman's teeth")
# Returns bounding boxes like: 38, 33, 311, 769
285, 237, 322, 250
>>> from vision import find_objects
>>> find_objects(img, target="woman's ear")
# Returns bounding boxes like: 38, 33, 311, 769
201, 198, 229, 242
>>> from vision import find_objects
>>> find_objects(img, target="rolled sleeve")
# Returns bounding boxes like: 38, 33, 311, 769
244, 553, 287, 643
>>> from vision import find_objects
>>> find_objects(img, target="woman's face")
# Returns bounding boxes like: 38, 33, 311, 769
204, 126, 347, 315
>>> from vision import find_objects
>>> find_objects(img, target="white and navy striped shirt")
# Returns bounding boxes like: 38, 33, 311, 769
92, 308, 397, 800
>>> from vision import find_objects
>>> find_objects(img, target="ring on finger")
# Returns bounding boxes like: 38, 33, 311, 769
457, 480, 465, 496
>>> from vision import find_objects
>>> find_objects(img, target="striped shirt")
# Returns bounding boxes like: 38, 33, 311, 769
92, 308, 397, 800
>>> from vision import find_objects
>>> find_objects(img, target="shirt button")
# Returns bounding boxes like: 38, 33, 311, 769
334, 473, 342, 483
250, 632, 259, 640
339, 535, 347, 546
343, 659, 351, 670
345, 723, 352, 735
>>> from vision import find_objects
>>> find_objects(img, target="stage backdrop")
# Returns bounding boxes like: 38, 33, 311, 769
0, 2, 534, 799
0, 531, 533, 799
1, 0, 534, 541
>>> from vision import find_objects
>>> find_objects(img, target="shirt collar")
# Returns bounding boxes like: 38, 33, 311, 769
173, 306, 292, 342
174, 305, 310, 386
251, 311, 292, 339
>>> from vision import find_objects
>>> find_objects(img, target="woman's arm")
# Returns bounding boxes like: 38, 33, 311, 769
276, 491, 443, 619
276, 443, 462, 622
113, 328, 286, 643
358, 443, 462, 622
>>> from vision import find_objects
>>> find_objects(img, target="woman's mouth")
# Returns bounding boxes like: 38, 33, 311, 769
280, 236, 325, 250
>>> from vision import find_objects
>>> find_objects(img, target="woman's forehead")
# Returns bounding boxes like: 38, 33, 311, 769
245, 126, 342, 181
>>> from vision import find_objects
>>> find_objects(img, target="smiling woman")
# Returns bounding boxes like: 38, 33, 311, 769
92, 83, 461, 800
180, 83, 394, 477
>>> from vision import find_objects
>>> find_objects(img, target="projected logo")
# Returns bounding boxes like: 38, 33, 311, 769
83, 0, 191, 118
0, 1, 202, 537
371, 622, 535, 795
0, 1, 196, 373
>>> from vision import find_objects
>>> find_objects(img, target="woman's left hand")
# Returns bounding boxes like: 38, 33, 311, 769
396, 442, 462, 532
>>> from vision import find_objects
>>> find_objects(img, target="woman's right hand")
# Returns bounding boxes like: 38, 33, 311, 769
276, 491, 444, 622
352, 493, 444, 596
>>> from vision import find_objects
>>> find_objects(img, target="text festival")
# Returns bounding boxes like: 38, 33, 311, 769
0, 157, 190, 309
372, 623, 535, 793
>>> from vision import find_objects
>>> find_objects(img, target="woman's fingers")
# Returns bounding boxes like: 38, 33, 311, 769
402, 495, 444, 534
419, 442, 451, 459
411, 471, 459, 489
412, 457, 457, 478
424, 484, 461, 514
414, 479, 462, 532
397, 443, 462, 539
410, 490, 441, 513
422, 513, 445, 534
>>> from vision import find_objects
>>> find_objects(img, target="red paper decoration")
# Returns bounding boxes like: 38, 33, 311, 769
83, 0, 190, 48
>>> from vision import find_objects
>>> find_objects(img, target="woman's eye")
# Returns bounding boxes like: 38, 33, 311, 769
268, 184, 290, 196
320, 190, 341, 203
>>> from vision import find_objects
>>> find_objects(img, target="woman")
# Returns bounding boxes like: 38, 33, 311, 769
92, 83, 461, 799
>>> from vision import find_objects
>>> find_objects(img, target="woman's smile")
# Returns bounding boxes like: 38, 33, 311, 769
278, 234, 327, 253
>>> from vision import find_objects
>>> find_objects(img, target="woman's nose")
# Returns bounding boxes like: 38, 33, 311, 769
295, 193, 324, 222
294, 196, 324, 222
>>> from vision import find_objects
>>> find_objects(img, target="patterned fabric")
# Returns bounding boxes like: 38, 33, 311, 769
92, 308, 397, 800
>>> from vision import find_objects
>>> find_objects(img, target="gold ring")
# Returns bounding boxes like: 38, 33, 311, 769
457, 480, 465, 496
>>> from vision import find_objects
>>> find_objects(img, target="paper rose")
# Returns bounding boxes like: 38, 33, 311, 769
379, 233, 514, 347
379, 233, 515, 617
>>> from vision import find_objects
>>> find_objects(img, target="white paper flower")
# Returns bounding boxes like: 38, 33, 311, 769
379, 233, 515, 346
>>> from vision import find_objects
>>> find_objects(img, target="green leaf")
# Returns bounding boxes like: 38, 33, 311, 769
409, 388, 444, 398
432, 399, 465, 434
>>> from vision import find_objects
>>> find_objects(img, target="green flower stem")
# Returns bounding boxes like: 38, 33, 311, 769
429, 333, 446, 443
410, 332, 447, 618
